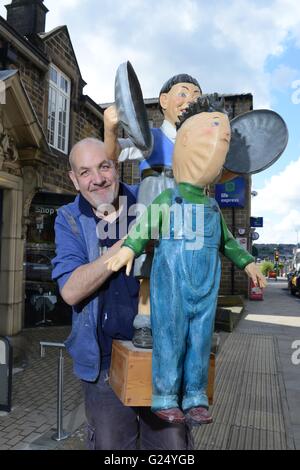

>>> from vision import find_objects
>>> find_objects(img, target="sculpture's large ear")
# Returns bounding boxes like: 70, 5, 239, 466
159, 93, 169, 112
224, 109, 288, 174
115, 61, 152, 152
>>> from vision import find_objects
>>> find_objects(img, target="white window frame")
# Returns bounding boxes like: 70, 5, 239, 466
47, 64, 71, 155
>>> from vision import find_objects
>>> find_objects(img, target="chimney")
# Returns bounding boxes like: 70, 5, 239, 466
5, 0, 49, 37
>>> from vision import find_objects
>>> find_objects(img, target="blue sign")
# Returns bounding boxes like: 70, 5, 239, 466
215, 177, 246, 208
250, 217, 263, 228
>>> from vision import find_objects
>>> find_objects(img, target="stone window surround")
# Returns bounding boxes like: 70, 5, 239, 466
0, 171, 24, 336
47, 63, 71, 155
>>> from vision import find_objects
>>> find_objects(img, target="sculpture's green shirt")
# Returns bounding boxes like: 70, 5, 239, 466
124, 182, 254, 270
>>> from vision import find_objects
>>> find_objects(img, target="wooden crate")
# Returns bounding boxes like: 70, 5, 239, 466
109, 340, 215, 407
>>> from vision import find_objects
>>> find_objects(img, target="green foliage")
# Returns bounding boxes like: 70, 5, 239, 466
260, 261, 274, 276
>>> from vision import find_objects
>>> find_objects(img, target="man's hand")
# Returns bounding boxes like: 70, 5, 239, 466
244, 262, 267, 288
105, 246, 135, 276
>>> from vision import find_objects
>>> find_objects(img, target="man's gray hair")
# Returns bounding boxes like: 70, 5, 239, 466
69, 138, 106, 170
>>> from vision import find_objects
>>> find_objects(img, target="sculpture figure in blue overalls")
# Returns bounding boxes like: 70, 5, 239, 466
104, 74, 202, 348
106, 95, 275, 426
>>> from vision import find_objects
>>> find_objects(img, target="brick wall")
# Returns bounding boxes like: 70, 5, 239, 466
42, 29, 103, 189
74, 107, 103, 143
13, 54, 47, 127
43, 29, 79, 77
218, 176, 252, 296
147, 104, 164, 127
39, 153, 74, 192
2, 26, 104, 192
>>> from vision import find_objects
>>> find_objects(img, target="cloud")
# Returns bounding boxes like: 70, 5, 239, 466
35, 0, 300, 106
252, 158, 300, 214
252, 157, 300, 243
253, 210, 300, 244
44, 0, 88, 27
270, 65, 299, 91
2, 0, 300, 107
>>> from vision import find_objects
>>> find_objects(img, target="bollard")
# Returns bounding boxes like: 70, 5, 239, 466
40, 341, 70, 441
0, 336, 12, 412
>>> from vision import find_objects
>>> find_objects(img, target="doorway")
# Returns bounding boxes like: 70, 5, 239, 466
24, 192, 75, 328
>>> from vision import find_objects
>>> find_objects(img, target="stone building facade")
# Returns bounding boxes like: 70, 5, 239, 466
0, 0, 103, 335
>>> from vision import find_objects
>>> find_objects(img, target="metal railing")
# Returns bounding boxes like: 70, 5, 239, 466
40, 341, 70, 441
0, 336, 12, 413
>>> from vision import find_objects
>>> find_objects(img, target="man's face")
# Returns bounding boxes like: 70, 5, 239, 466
173, 112, 231, 186
160, 82, 201, 126
69, 143, 119, 211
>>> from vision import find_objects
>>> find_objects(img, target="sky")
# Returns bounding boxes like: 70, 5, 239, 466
1, 0, 300, 244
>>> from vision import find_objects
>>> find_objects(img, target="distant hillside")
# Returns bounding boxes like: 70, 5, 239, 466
253, 244, 296, 261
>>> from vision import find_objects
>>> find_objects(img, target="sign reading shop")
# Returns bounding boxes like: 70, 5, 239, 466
215, 176, 246, 208
34, 205, 58, 216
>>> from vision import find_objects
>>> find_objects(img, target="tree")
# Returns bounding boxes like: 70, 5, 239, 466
260, 260, 274, 276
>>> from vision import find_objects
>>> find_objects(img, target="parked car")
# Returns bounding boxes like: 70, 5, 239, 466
288, 271, 300, 296
268, 270, 277, 279
287, 271, 295, 282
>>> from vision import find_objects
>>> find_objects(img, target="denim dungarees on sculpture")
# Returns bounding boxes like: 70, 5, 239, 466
150, 186, 221, 412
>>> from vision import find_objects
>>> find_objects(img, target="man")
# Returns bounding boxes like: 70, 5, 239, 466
104, 74, 202, 348
52, 138, 192, 450
106, 95, 267, 426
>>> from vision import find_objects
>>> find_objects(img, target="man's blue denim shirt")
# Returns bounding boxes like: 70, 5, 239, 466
52, 183, 139, 381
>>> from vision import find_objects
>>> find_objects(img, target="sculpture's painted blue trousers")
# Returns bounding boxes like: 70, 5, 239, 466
150, 190, 221, 412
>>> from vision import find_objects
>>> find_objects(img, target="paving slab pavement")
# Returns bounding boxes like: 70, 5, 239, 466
0, 326, 86, 450
238, 279, 300, 449
0, 278, 299, 450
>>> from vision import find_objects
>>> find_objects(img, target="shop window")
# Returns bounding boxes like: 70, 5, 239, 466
24, 192, 75, 328
27, 203, 57, 246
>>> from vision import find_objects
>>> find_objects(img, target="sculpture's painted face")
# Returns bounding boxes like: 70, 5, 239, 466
159, 83, 202, 126
173, 111, 231, 186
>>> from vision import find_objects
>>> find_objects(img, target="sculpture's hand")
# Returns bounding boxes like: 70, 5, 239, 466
244, 262, 267, 288
104, 105, 119, 134
103, 104, 121, 160
105, 246, 135, 276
